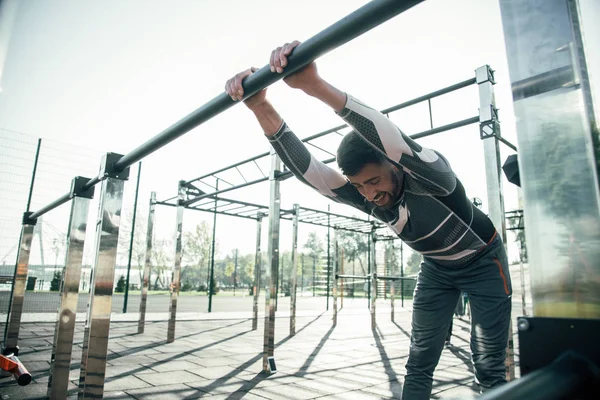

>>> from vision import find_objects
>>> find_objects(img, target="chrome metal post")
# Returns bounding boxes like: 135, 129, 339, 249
79, 153, 129, 399
167, 182, 185, 343
290, 204, 299, 336
371, 231, 377, 331
477, 65, 515, 381
332, 228, 338, 327
138, 192, 156, 334
252, 213, 263, 331
2, 214, 35, 355
263, 150, 281, 373
390, 243, 395, 322
48, 178, 94, 399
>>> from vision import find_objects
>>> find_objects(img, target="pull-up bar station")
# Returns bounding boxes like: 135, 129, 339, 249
4, 0, 595, 399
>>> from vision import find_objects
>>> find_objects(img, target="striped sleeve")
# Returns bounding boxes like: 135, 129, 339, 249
267, 122, 370, 212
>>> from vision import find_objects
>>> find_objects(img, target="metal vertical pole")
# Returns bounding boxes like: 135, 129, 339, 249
48, 178, 94, 399
208, 179, 219, 313
263, 149, 281, 373
371, 230, 377, 330
371, 272, 377, 331
390, 242, 395, 322
400, 242, 405, 308
79, 153, 129, 399
367, 230, 371, 308
340, 248, 344, 308
332, 228, 338, 327
234, 248, 238, 296
25, 139, 42, 213
326, 205, 331, 310
2, 215, 35, 354
290, 204, 299, 336
477, 65, 515, 381
252, 213, 263, 331
138, 192, 156, 334
301, 253, 304, 296
383, 243, 387, 300
123, 161, 142, 313
2, 138, 41, 350
167, 181, 185, 343
312, 255, 316, 297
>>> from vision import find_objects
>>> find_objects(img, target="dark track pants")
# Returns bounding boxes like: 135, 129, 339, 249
401, 235, 512, 399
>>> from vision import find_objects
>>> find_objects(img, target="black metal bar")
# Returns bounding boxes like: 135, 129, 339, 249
81, 176, 101, 192
411, 116, 480, 139
400, 242, 404, 307
498, 136, 518, 152
511, 65, 576, 101
376, 275, 417, 281
25, 139, 42, 213
29, 192, 70, 220
478, 351, 599, 400
336, 274, 371, 280
114, 0, 425, 172
381, 77, 477, 114
427, 99, 433, 129
123, 161, 142, 313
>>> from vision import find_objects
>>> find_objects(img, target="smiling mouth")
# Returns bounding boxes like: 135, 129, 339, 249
374, 192, 387, 205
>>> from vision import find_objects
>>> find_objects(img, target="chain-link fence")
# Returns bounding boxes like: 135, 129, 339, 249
0, 128, 142, 325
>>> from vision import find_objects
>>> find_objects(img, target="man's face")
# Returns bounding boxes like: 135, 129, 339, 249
347, 162, 402, 209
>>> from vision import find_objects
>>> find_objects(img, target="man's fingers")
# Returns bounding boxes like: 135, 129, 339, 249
226, 68, 257, 101
283, 40, 300, 56
270, 49, 277, 73
225, 80, 236, 101
272, 47, 284, 73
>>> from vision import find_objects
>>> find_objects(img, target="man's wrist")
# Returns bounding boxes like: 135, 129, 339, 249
248, 100, 272, 114
300, 78, 328, 98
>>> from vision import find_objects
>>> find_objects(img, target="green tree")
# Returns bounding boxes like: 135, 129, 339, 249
304, 231, 325, 290
151, 239, 173, 290
384, 242, 400, 275
182, 222, 214, 288
337, 229, 369, 275
117, 208, 148, 285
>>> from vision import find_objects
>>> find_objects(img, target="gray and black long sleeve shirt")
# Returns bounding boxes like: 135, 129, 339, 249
268, 94, 496, 267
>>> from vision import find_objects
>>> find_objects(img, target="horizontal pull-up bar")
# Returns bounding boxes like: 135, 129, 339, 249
376, 275, 418, 281
28, 193, 70, 220
336, 274, 372, 280
115, 0, 425, 172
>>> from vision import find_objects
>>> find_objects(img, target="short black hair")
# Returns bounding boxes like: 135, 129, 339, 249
336, 131, 386, 176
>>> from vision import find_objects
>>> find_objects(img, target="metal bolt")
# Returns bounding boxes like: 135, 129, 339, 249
518, 318, 530, 332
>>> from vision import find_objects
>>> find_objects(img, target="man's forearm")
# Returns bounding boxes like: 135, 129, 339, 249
302, 79, 347, 113
249, 101, 284, 137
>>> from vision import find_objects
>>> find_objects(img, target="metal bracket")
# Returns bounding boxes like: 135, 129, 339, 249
69, 176, 95, 199
99, 153, 130, 181
476, 64, 496, 85
480, 119, 501, 140
517, 316, 600, 376
21, 212, 36, 226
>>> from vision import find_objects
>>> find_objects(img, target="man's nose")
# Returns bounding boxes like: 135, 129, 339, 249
364, 187, 377, 202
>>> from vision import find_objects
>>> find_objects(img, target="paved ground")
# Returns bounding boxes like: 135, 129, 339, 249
0, 264, 531, 399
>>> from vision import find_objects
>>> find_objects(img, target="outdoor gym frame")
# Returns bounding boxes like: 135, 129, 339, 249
0, 0, 526, 398
145, 61, 519, 380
